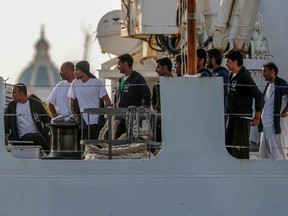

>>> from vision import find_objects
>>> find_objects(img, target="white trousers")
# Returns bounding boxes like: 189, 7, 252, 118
260, 118, 288, 160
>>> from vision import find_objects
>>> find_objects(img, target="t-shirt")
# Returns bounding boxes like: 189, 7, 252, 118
16, 101, 38, 138
46, 80, 72, 115
67, 78, 108, 124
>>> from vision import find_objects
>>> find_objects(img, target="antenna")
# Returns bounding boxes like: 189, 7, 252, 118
82, 23, 92, 60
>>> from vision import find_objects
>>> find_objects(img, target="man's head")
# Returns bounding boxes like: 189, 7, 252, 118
207, 48, 223, 70
12, 83, 28, 103
60, 61, 75, 82
225, 49, 244, 73
116, 53, 134, 75
174, 54, 187, 76
262, 62, 278, 82
74, 60, 95, 80
197, 48, 207, 70
156, 57, 173, 77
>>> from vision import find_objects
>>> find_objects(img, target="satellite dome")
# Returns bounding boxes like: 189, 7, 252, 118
96, 10, 141, 56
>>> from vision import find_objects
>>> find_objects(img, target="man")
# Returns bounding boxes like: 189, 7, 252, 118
152, 57, 174, 112
115, 53, 151, 138
225, 49, 263, 159
197, 48, 213, 77
174, 53, 187, 77
47, 61, 75, 118
116, 53, 151, 108
151, 57, 173, 142
67, 60, 111, 140
4, 83, 51, 153
258, 62, 288, 160
207, 48, 229, 124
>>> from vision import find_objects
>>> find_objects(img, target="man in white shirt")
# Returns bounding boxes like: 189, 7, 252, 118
67, 60, 111, 140
259, 62, 288, 159
4, 83, 51, 153
47, 61, 75, 117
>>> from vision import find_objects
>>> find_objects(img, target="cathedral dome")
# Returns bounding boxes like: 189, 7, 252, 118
16, 26, 61, 100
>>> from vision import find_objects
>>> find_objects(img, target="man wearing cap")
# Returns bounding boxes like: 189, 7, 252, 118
67, 60, 111, 140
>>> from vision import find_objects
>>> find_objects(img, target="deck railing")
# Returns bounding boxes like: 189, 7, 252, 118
80, 107, 159, 159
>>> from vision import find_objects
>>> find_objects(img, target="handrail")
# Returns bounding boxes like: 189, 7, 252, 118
80, 107, 159, 159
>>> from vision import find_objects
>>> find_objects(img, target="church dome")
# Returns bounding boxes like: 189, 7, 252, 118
16, 26, 61, 100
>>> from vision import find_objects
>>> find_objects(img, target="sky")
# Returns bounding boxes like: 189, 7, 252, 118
0, 0, 120, 84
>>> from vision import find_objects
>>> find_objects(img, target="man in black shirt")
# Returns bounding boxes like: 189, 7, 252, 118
207, 48, 229, 125
197, 48, 213, 77
115, 53, 151, 138
151, 57, 173, 142
225, 49, 263, 159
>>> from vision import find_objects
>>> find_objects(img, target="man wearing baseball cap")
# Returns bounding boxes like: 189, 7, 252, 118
67, 60, 111, 140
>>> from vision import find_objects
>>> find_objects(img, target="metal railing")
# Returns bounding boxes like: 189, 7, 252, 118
80, 107, 159, 159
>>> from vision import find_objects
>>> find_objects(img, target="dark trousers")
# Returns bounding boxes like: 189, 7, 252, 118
116, 120, 126, 139
155, 119, 162, 142
225, 117, 251, 159
21, 132, 50, 154
83, 124, 103, 140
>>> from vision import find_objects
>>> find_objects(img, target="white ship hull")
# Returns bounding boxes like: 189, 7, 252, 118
1, 78, 288, 215
1, 0, 288, 215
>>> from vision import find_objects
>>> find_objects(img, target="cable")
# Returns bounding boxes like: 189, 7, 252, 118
125, 106, 140, 140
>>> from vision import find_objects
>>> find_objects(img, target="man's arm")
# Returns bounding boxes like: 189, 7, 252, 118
102, 94, 111, 107
48, 103, 58, 118
70, 98, 80, 120
281, 91, 288, 118
248, 76, 263, 126
280, 82, 288, 118
281, 104, 288, 118
138, 76, 151, 108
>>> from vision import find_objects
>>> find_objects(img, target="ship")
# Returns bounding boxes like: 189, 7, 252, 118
1, 0, 288, 215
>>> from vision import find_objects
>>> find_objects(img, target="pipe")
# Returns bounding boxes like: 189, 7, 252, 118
187, 0, 197, 75
209, 0, 239, 51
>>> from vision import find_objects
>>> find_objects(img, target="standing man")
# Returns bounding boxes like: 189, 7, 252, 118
115, 53, 151, 138
207, 48, 229, 124
197, 48, 213, 77
258, 62, 288, 160
174, 53, 187, 77
47, 61, 75, 117
4, 83, 51, 153
151, 57, 173, 142
225, 49, 263, 159
67, 60, 111, 140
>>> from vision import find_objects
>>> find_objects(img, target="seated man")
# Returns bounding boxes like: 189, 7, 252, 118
4, 83, 51, 154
